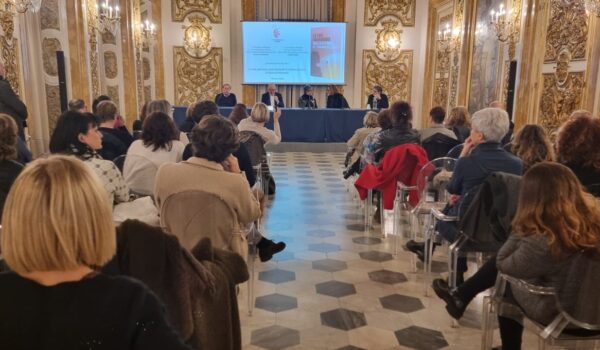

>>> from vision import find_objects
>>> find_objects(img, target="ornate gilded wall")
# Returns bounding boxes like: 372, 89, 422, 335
171, 0, 223, 106
40, 0, 65, 132
538, 0, 589, 131
361, 0, 415, 107
0, 11, 21, 95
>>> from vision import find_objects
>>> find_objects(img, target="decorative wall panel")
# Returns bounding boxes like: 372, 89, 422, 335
87, 4, 100, 98
45, 84, 61, 132
448, 0, 464, 108
172, 0, 222, 23
362, 50, 413, 106
107, 85, 121, 108
40, 0, 60, 30
364, 0, 415, 26
0, 12, 20, 94
173, 47, 223, 106
42, 38, 61, 76
544, 0, 588, 62
104, 51, 119, 79
432, 14, 452, 109
433, 78, 449, 108
540, 71, 585, 130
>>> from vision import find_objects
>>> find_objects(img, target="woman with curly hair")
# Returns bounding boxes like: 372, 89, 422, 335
445, 106, 471, 142
0, 113, 23, 220
123, 112, 185, 195
556, 110, 600, 195
511, 124, 555, 171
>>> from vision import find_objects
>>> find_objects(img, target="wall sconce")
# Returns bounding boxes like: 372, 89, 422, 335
95, 0, 121, 36
490, 2, 519, 60
585, 0, 600, 17
1, 0, 41, 14
137, 19, 156, 49
183, 16, 211, 57
375, 19, 402, 61
437, 23, 461, 54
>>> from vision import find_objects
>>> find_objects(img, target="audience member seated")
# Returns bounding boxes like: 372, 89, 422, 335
496, 162, 600, 350
238, 102, 282, 145
510, 124, 555, 171
489, 101, 514, 145
370, 101, 420, 163
326, 85, 349, 109
361, 109, 393, 167
297, 85, 317, 108
215, 83, 237, 107
146, 99, 189, 144
420, 106, 457, 142
179, 100, 217, 134
228, 103, 249, 125
0, 155, 192, 349
406, 107, 522, 283
0, 113, 23, 221
261, 84, 285, 108
67, 98, 88, 113
366, 85, 389, 109
124, 112, 185, 196
96, 100, 133, 161
446, 106, 471, 142
555, 110, 600, 195
181, 101, 256, 187
49, 111, 130, 204
343, 111, 379, 177
155, 115, 285, 261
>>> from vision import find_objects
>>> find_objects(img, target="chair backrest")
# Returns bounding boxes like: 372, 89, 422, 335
446, 143, 464, 159
113, 154, 127, 172
422, 134, 461, 161
159, 190, 247, 257
121, 154, 160, 197
554, 250, 600, 329
416, 157, 456, 204
239, 131, 266, 167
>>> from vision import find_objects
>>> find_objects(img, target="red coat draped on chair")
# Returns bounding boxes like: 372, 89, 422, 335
355, 144, 428, 209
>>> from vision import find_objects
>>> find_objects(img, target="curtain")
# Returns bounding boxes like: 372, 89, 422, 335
253, 0, 333, 108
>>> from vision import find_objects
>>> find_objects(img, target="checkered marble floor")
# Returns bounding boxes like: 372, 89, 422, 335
237, 152, 536, 350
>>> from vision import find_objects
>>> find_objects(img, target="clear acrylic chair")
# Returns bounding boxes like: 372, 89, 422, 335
482, 273, 600, 349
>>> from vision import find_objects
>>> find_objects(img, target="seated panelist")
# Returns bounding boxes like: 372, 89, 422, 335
367, 85, 389, 109
215, 83, 237, 107
261, 84, 285, 108
297, 85, 317, 109
326, 85, 349, 109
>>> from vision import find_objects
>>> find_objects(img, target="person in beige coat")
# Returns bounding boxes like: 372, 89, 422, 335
155, 115, 285, 262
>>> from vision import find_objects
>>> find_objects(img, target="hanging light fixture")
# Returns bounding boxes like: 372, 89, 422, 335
95, 0, 121, 36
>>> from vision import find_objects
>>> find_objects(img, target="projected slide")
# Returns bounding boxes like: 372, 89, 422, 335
242, 21, 346, 84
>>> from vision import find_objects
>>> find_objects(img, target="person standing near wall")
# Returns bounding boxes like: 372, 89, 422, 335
0, 63, 28, 141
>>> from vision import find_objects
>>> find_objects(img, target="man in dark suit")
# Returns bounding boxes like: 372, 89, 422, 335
261, 84, 284, 108
214, 83, 237, 107
0, 63, 28, 140
366, 85, 389, 109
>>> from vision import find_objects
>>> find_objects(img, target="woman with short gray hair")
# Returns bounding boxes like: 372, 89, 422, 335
406, 107, 523, 284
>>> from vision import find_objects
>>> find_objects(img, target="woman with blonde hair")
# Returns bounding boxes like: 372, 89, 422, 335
511, 124, 555, 171
496, 162, 600, 349
344, 111, 380, 171
0, 113, 23, 220
445, 106, 471, 142
237, 102, 282, 145
0, 156, 192, 349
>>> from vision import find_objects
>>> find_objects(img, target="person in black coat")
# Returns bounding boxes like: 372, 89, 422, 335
326, 85, 349, 109
261, 84, 284, 108
0, 114, 23, 221
366, 85, 389, 109
95, 101, 132, 161
297, 85, 317, 108
0, 63, 28, 140
215, 83, 237, 107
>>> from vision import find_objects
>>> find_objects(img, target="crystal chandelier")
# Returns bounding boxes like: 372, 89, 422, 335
1, 0, 42, 14
585, 0, 600, 17
95, 1, 121, 36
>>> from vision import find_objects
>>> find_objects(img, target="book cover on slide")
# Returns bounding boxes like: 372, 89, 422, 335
310, 26, 342, 79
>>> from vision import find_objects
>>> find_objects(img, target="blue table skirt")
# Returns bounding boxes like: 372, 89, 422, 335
173, 106, 372, 143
